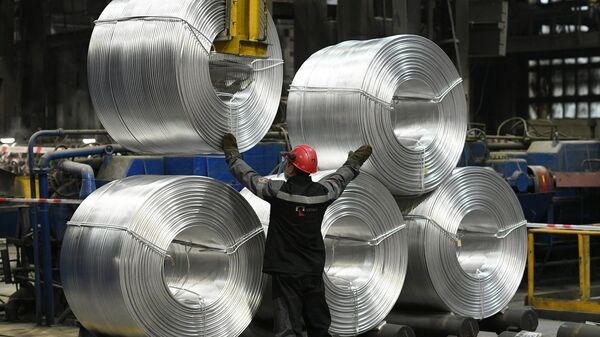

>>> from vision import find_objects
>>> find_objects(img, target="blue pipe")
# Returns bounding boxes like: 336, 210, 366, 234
39, 144, 125, 170
36, 173, 52, 326
27, 129, 109, 326
56, 161, 97, 199
36, 144, 126, 326
28, 130, 62, 326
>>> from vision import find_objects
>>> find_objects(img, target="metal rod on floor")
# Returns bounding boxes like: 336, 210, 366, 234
386, 312, 478, 337
479, 308, 539, 334
557, 322, 600, 337
360, 323, 416, 337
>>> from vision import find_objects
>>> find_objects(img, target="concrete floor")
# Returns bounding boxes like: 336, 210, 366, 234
478, 319, 563, 337
0, 320, 565, 337
0, 280, 570, 337
0, 323, 78, 337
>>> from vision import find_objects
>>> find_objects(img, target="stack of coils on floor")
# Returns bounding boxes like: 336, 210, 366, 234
395, 167, 527, 319
89, 0, 283, 153
241, 171, 407, 336
287, 35, 467, 195
61, 176, 266, 337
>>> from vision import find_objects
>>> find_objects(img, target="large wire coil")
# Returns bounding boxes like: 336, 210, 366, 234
61, 176, 266, 337
287, 35, 467, 195
395, 167, 527, 319
241, 171, 407, 336
89, 0, 283, 154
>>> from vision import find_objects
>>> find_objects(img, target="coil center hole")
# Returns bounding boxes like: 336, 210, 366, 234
324, 216, 376, 289
392, 79, 440, 151
209, 54, 255, 105
163, 225, 230, 308
456, 210, 502, 278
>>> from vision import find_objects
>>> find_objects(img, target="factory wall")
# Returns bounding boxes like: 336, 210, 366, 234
0, 0, 16, 136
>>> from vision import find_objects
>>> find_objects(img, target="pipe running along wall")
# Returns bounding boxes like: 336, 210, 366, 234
89, 0, 283, 154
396, 167, 527, 319
61, 176, 266, 337
287, 35, 467, 195
241, 171, 407, 336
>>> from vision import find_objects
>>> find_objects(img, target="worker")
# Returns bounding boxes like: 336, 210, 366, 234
223, 134, 372, 337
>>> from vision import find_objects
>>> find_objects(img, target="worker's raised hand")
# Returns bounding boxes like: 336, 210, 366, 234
223, 133, 240, 160
346, 145, 372, 168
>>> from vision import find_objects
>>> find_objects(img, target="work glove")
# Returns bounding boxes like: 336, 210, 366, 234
345, 145, 373, 169
223, 133, 240, 160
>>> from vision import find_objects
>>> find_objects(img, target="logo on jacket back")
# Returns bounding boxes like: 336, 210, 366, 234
296, 206, 305, 217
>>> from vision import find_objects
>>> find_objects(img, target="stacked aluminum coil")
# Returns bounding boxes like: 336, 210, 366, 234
287, 35, 467, 195
89, 0, 283, 154
241, 171, 407, 336
395, 167, 527, 319
61, 176, 266, 337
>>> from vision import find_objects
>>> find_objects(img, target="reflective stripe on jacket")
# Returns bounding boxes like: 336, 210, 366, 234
227, 156, 358, 275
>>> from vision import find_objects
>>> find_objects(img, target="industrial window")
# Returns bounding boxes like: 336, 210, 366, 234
528, 56, 600, 119
373, 0, 393, 19
533, 0, 594, 35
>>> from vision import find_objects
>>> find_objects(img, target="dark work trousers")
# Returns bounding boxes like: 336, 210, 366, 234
272, 274, 332, 337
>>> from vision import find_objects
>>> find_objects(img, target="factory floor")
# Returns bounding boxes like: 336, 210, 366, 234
0, 320, 565, 337
0, 284, 572, 337
0, 323, 78, 336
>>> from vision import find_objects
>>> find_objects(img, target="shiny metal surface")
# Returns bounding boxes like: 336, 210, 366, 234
89, 0, 283, 154
241, 171, 407, 336
287, 35, 467, 195
396, 167, 527, 319
61, 176, 266, 337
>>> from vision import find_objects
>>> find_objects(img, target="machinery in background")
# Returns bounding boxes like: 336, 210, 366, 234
459, 118, 600, 225
459, 118, 600, 316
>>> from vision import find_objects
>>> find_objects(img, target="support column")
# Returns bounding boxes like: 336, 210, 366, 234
392, 0, 424, 35
454, 0, 470, 116
293, 0, 335, 71
20, 0, 50, 134
0, 0, 15, 135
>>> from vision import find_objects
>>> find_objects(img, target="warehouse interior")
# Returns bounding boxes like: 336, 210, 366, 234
0, 0, 600, 336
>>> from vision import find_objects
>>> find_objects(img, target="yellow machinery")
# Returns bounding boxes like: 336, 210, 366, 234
214, 0, 269, 57
528, 226, 600, 314
14, 176, 38, 198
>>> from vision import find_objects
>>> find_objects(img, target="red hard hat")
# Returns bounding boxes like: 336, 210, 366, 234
285, 144, 318, 174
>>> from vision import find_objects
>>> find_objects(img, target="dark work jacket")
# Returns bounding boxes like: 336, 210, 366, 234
227, 156, 358, 275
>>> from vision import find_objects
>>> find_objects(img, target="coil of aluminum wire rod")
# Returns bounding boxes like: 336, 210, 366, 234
241, 171, 407, 336
287, 35, 467, 195
395, 167, 527, 319
61, 176, 266, 337
89, 0, 283, 154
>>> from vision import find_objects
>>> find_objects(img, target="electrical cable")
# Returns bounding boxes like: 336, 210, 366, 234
240, 171, 407, 336
88, 0, 283, 154
61, 176, 266, 337
396, 167, 527, 319
286, 35, 467, 195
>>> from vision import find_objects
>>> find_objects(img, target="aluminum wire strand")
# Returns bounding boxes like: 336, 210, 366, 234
241, 171, 407, 336
287, 35, 467, 195
395, 167, 527, 319
89, 0, 283, 154
61, 176, 266, 337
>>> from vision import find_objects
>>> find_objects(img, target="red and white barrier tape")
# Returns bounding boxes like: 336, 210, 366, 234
0, 197, 82, 205
0, 145, 55, 155
527, 222, 600, 232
